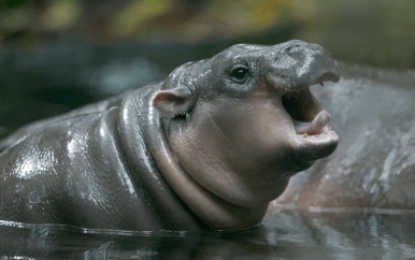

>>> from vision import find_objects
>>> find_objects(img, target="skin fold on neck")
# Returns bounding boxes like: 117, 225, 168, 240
145, 104, 272, 230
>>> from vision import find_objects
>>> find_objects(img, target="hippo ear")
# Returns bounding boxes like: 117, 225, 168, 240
152, 87, 194, 116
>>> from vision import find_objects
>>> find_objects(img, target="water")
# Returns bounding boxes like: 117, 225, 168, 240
1, 210, 414, 260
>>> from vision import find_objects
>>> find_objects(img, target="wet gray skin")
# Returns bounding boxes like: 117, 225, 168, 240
0, 40, 340, 231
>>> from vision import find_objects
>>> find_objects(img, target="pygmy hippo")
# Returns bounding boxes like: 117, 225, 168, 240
0, 40, 340, 231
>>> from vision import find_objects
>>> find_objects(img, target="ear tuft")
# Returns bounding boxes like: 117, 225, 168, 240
152, 88, 194, 116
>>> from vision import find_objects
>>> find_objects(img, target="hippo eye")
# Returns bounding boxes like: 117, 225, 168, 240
230, 67, 249, 83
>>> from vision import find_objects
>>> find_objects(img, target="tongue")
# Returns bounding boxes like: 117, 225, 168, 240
294, 110, 331, 135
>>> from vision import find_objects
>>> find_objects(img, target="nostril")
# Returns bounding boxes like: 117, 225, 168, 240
317, 72, 341, 83
273, 55, 280, 63
284, 46, 293, 53
282, 43, 302, 55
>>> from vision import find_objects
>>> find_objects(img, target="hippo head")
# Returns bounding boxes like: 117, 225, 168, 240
152, 40, 340, 215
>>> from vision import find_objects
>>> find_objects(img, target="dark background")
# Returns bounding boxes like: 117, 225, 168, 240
1, 0, 414, 138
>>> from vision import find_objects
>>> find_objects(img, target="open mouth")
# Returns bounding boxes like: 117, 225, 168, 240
281, 72, 340, 160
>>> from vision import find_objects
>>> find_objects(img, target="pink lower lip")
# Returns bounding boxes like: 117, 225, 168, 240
293, 130, 339, 162
298, 129, 338, 143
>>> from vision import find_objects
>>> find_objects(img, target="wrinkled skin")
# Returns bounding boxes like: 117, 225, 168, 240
0, 40, 339, 231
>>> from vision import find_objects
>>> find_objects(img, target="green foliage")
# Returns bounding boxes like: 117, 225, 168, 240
0, 0, 30, 9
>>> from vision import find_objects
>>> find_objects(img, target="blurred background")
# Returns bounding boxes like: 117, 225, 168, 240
0, 0, 414, 138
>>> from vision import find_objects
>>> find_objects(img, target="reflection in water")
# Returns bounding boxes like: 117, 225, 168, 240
1, 211, 414, 260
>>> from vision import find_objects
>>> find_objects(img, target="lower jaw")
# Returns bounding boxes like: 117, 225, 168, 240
293, 133, 339, 162
290, 158, 315, 174
281, 88, 339, 165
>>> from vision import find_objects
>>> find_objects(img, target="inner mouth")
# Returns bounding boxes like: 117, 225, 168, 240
281, 83, 332, 136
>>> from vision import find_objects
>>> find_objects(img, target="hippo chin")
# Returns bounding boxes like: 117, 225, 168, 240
0, 40, 340, 231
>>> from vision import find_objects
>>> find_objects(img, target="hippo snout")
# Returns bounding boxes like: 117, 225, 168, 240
267, 40, 340, 91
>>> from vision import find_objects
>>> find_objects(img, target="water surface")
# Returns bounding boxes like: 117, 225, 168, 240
1, 210, 414, 260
